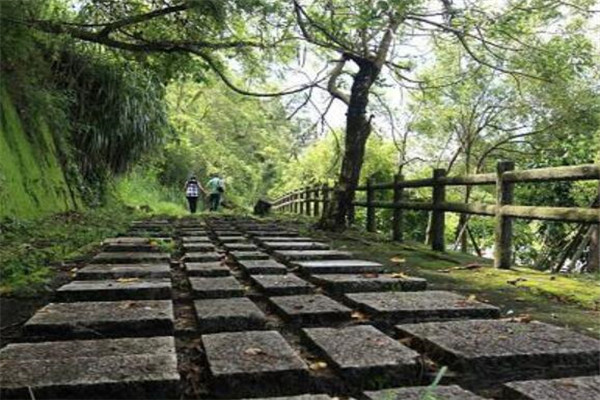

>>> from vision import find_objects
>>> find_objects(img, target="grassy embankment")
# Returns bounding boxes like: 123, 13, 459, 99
274, 214, 600, 339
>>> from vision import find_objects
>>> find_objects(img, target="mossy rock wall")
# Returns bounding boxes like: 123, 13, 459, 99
0, 87, 81, 219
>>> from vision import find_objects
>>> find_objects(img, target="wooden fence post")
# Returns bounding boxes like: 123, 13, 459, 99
304, 186, 312, 216
431, 168, 446, 252
322, 184, 330, 216
392, 173, 404, 241
313, 186, 320, 216
299, 188, 305, 215
293, 191, 299, 214
366, 176, 376, 232
494, 161, 515, 269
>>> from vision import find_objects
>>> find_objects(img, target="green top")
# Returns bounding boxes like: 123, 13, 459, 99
207, 177, 223, 194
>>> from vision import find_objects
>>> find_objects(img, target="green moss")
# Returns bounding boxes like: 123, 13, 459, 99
0, 204, 142, 296
0, 86, 80, 219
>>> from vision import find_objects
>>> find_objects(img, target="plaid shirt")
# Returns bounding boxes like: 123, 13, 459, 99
186, 182, 200, 197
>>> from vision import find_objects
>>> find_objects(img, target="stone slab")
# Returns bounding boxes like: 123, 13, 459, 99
203, 330, 308, 398
247, 231, 299, 237
182, 242, 216, 252
293, 260, 384, 274
254, 237, 314, 243
503, 376, 600, 400
365, 385, 489, 399
309, 274, 427, 293
345, 291, 500, 323
396, 319, 600, 380
269, 294, 352, 326
302, 325, 420, 388
224, 242, 259, 251
194, 298, 267, 333
182, 236, 212, 243
103, 237, 170, 252
189, 276, 244, 298
262, 242, 330, 251
0, 337, 178, 399
93, 252, 170, 264
231, 251, 271, 261
55, 279, 172, 301
23, 300, 174, 339
125, 230, 171, 238
185, 262, 231, 277
251, 275, 314, 296
183, 252, 221, 263
218, 236, 247, 243
213, 230, 242, 236
76, 263, 171, 280
237, 259, 288, 275
274, 250, 353, 261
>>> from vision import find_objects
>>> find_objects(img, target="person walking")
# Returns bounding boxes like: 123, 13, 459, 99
184, 176, 204, 214
207, 173, 225, 211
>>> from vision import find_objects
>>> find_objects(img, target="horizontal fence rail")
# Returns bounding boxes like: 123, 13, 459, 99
272, 162, 600, 269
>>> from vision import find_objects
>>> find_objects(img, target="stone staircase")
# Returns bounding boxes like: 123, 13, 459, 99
1, 217, 598, 399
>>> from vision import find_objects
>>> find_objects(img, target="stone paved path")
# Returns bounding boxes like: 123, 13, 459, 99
1, 217, 599, 399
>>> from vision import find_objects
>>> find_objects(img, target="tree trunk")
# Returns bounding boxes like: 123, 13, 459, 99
318, 59, 378, 231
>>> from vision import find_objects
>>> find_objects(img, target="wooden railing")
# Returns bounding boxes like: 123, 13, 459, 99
272, 162, 600, 268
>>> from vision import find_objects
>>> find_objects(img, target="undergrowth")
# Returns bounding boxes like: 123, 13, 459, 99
0, 202, 142, 296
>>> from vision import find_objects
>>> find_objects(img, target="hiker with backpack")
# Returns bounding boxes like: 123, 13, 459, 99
207, 173, 225, 211
183, 176, 205, 214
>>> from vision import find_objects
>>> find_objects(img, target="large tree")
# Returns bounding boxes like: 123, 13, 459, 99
13, 0, 598, 230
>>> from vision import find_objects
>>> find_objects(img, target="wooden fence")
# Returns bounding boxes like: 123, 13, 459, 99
272, 162, 600, 269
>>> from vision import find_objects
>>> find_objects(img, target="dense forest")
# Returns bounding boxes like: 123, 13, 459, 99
0, 0, 599, 294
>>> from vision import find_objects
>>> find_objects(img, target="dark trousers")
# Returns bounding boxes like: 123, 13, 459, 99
186, 196, 198, 213
209, 193, 221, 211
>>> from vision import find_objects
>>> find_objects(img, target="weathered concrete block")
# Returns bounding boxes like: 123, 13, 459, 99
185, 262, 231, 277
262, 242, 330, 251
231, 251, 271, 261
103, 237, 170, 252
55, 279, 172, 301
93, 252, 170, 264
293, 260, 384, 275
194, 297, 267, 333
0, 336, 179, 399
254, 237, 314, 244
218, 236, 247, 243
76, 263, 171, 280
345, 291, 500, 323
213, 230, 242, 236
364, 385, 489, 399
181, 236, 212, 243
203, 330, 308, 398
309, 274, 427, 293
182, 243, 216, 252
302, 325, 420, 388
224, 243, 259, 251
23, 300, 174, 339
274, 250, 353, 261
503, 376, 600, 400
238, 259, 288, 275
246, 231, 299, 237
251, 275, 314, 296
189, 276, 244, 298
269, 294, 352, 326
396, 319, 600, 381
183, 252, 221, 263
125, 230, 171, 238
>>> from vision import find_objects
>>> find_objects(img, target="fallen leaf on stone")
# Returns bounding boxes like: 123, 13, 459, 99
515, 314, 533, 323
390, 257, 406, 264
390, 272, 409, 279
70, 267, 78, 272
466, 294, 477, 302
309, 361, 328, 370
243, 347, 265, 356
117, 277, 140, 283
351, 311, 369, 321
